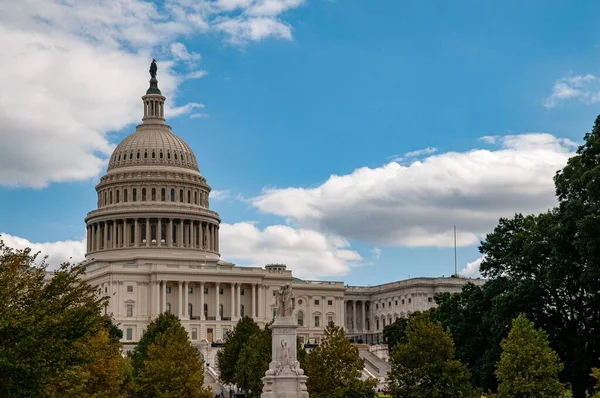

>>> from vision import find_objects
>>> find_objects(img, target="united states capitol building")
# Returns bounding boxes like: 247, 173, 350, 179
82, 64, 482, 356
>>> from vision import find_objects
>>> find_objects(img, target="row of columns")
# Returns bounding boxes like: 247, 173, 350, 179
346, 300, 368, 334
149, 281, 265, 321
86, 218, 219, 253
98, 186, 209, 208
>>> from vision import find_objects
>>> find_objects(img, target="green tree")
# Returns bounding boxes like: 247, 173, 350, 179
592, 368, 600, 397
495, 315, 565, 398
45, 330, 133, 398
216, 316, 260, 385
131, 312, 183, 378
234, 325, 272, 397
0, 240, 109, 397
305, 323, 376, 398
297, 338, 307, 372
387, 313, 479, 398
383, 316, 408, 352
432, 279, 517, 392
136, 326, 212, 398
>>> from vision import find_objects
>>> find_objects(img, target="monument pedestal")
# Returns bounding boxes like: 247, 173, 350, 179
261, 316, 309, 398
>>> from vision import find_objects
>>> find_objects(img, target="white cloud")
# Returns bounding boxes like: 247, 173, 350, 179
219, 222, 362, 278
211, 189, 230, 200
170, 42, 201, 62
371, 247, 382, 260
544, 74, 600, 108
0, 0, 304, 188
1, 233, 86, 270
460, 256, 483, 278
403, 147, 438, 158
190, 113, 210, 119
252, 134, 577, 247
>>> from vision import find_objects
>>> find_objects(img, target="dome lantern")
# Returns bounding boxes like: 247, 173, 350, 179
142, 59, 166, 124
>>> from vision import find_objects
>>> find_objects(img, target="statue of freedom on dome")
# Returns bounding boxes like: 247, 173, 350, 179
149, 59, 158, 78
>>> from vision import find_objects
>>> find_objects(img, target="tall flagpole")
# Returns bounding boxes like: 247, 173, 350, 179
454, 226, 457, 276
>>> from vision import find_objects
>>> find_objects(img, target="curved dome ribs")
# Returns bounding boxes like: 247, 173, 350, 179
85, 63, 219, 258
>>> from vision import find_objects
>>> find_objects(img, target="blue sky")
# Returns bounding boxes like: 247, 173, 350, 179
1, 0, 599, 284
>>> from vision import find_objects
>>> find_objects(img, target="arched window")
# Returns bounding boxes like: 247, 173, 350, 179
174, 153, 178, 160
144, 151, 148, 159
194, 191, 198, 205
116, 190, 120, 203
151, 188, 156, 201
219, 304, 223, 318
151, 151, 156, 159
187, 190, 191, 204
104, 192, 107, 205
160, 151, 163, 159
204, 303, 208, 318
170, 189, 175, 202
161, 188, 166, 201
167, 151, 171, 160
166, 303, 171, 313
297, 311, 304, 326
142, 188, 146, 201
240, 305, 245, 318
130, 152, 133, 160
124, 189, 128, 202
109, 191, 113, 204
179, 189, 184, 203
188, 303, 193, 317
136, 151, 140, 159
133, 188, 137, 202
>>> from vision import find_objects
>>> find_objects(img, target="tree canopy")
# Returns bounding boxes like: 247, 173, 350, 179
0, 240, 115, 397
135, 324, 211, 398
387, 313, 479, 398
234, 325, 272, 398
305, 323, 376, 398
383, 316, 408, 352
216, 316, 261, 385
495, 315, 565, 398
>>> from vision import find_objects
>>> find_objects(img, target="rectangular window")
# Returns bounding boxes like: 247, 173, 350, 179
314, 299, 320, 305
395, 300, 398, 306
376, 320, 379, 330
126, 328, 133, 340
191, 328, 198, 340
166, 287, 171, 294
408, 298, 412, 304
314, 316, 320, 327
402, 299, 405, 305
298, 336, 305, 344
188, 287, 193, 294
105, 287, 108, 293
327, 316, 333, 324
240, 289, 245, 295
223, 328, 230, 339
204, 287, 208, 294
126, 304, 133, 317
207, 328, 214, 343
428, 297, 433, 303
327, 300, 333, 306
219, 288, 223, 295
127, 285, 133, 293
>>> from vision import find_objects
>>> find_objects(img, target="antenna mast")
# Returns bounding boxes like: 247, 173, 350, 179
454, 226, 457, 276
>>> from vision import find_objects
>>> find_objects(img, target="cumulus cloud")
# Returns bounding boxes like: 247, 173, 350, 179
211, 189, 230, 200
252, 134, 577, 247
371, 247, 382, 260
460, 256, 483, 278
1, 233, 86, 270
219, 222, 362, 278
0, 0, 304, 188
544, 74, 600, 108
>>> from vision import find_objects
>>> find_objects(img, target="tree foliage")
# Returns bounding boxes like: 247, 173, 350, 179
216, 316, 261, 385
305, 323, 376, 398
387, 313, 479, 398
131, 312, 183, 378
234, 325, 272, 398
383, 316, 408, 352
495, 315, 565, 398
44, 330, 133, 398
135, 325, 211, 398
433, 279, 517, 392
0, 240, 112, 397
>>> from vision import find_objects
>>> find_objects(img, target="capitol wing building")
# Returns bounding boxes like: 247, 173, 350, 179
82, 66, 482, 350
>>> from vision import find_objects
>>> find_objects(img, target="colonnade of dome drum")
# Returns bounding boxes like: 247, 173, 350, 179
86, 217, 219, 253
